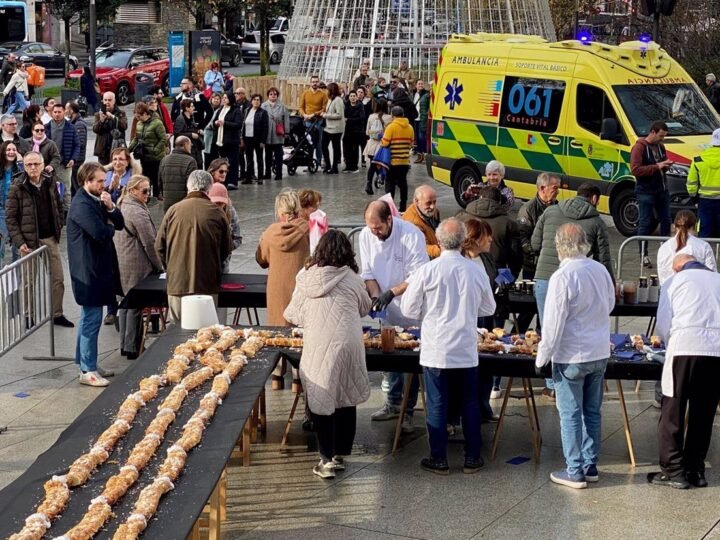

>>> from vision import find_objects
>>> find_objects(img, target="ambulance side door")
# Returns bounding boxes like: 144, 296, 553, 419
566, 82, 628, 198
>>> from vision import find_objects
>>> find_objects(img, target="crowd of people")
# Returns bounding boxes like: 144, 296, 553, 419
1, 55, 719, 492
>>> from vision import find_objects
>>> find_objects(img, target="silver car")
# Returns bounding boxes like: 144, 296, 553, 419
241, 33, 286, 64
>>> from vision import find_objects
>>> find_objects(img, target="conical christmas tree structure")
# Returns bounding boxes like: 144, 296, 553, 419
278, 0, 557, 87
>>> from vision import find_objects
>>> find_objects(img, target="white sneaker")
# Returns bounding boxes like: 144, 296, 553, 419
79, 371, 110, 387
371, 404, 400, 421
401, 415, 414, 433
313, 459, 335, 479
490, 387, 503, 399
96, 365, 115, 378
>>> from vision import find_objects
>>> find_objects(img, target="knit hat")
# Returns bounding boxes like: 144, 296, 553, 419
707, 73, 717, 82
142, 95, 155, 104
712, 128, 720, 147
208, 183, 230, 205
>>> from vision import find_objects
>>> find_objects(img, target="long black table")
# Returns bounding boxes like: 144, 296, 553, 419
508, 292, 658, 318
122, 275, 659, 320
0, 326, 279, 539
281, 347, 662, 381
121, 273, 268, 310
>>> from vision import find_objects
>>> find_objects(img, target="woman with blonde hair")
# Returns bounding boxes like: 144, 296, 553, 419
656, 210, 717, 285
104, 147, 142, 203
113, 174, 163, 359
256, 189, 310, 390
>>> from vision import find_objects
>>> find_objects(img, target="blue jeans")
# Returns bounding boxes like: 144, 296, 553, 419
415, 120, 426, 153
387, 371, 418, 417
698, 198, 720, 239
305, 120, 323, 163
636, 190, 671, 254
6, 92, 28, 114
75, 306, 103, 372
535, 279, 554, 391
424, 366, 481, 460
553, 358, 608, 476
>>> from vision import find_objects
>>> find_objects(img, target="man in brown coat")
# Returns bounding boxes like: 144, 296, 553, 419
5, 151, 74, 327
402, 184, 440, 259
159, 135, 198, 212
93, 92, 128, 165
155, 169, 231, 323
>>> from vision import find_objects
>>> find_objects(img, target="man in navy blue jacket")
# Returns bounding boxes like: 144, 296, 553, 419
45, 103, 80, 213
67, 161, 124, 387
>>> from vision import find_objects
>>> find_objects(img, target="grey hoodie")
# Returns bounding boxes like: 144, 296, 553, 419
531, 196, 614, 281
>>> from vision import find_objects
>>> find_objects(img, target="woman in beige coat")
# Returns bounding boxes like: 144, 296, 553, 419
256, 189, 310, 390
284, 230, 372, 479
113, 175, 163, 359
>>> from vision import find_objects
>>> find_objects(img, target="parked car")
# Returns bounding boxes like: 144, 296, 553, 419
241, 33, 285, 64
220, 33, 242, 67
69, 47, 169, 106
270, 17, 290, 33
0, 41, 78, 74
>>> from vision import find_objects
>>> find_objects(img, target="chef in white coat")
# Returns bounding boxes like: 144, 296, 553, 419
649, 254, 720, 490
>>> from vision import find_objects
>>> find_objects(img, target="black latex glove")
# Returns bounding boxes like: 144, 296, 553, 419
535, 364, 545, 378
372, 290, 395, 311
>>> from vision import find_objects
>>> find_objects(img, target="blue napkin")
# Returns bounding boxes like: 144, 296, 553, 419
406, 328, 421, 339
369, 309, 387, 320
610, 334, 629, 349
495, 268, 515, 286
614, 350, 644, 361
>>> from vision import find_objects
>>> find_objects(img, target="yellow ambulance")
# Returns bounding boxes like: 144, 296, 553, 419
427, 33, 720, 235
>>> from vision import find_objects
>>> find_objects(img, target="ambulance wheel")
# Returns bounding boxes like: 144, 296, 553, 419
287, 165, 297, 176
453, 165, 479, 208
611, 188, 643, 237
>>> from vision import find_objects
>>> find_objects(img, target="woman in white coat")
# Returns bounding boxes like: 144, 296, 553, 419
3, 63, 30, 114
284, 230, 372, 479
656, 210, 717, 285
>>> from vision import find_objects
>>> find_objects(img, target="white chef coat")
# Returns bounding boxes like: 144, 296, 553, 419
656, 234, 717, 285
401, 250, 496, 369
656, 268, 720, 397
359, 217, 428, 326
536, 256, 615, 368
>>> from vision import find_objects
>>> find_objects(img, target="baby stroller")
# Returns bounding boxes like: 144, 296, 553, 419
283, 116, 322, 175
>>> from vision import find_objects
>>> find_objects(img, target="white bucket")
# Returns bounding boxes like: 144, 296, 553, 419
180, 295, 219, 330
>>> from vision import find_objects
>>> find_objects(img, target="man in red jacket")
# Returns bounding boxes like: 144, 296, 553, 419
629, 121, 673, 268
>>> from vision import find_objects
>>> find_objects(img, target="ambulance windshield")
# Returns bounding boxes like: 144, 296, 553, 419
614, 84, 717, 137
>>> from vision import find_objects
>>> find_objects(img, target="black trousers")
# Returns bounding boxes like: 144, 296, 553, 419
218, 144, 239, 187
322, 132, 342, 171
244, 137, 264, 179
311, 406, 357, 462
658, 355, 720, 477
141, 159, 161, 197
343, 132, 364, 170
264, 143, 283, 178
385, 164, 410, 212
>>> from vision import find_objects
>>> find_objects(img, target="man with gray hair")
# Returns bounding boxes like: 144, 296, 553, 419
1, 113, 30, 154
93, 91, 127, 165
535, 223, 615, 489
158, 134, 198, 212
155, 169, 231, 322
402, 185, 441, 258
401, 217, 496, 474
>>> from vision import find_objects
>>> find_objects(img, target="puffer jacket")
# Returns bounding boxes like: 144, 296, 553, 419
5, 171, 63, 249
517, 195, 557, 278
283, 265, 373, 415
129, 114, 167, 163
457, 197, 522, 278
159, 147, 198, 212
531, 196, 614, 281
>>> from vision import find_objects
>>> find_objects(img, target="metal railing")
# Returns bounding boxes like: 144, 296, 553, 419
0, 245, 73, 361
616, 235, 720, 283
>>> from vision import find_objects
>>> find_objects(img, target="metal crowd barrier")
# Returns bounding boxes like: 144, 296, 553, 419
0, 245, 73, 361
616, 235, 720, 282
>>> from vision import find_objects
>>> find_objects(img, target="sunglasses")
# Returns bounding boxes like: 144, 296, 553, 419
33, 128, 45, 133
137, 188, 150, 195
218, 169, 228, 174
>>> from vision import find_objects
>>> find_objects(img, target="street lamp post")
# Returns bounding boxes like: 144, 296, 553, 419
574, 0, 579, 38
89, 0, 96, 77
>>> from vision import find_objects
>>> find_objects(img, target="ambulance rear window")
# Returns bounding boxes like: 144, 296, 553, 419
499, 77, 566, 134
614, 84, 717, 137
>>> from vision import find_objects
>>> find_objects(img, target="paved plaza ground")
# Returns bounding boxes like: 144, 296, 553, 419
1, 115, 719, 539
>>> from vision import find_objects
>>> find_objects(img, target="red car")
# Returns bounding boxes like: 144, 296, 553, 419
69, 47, 170, 106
